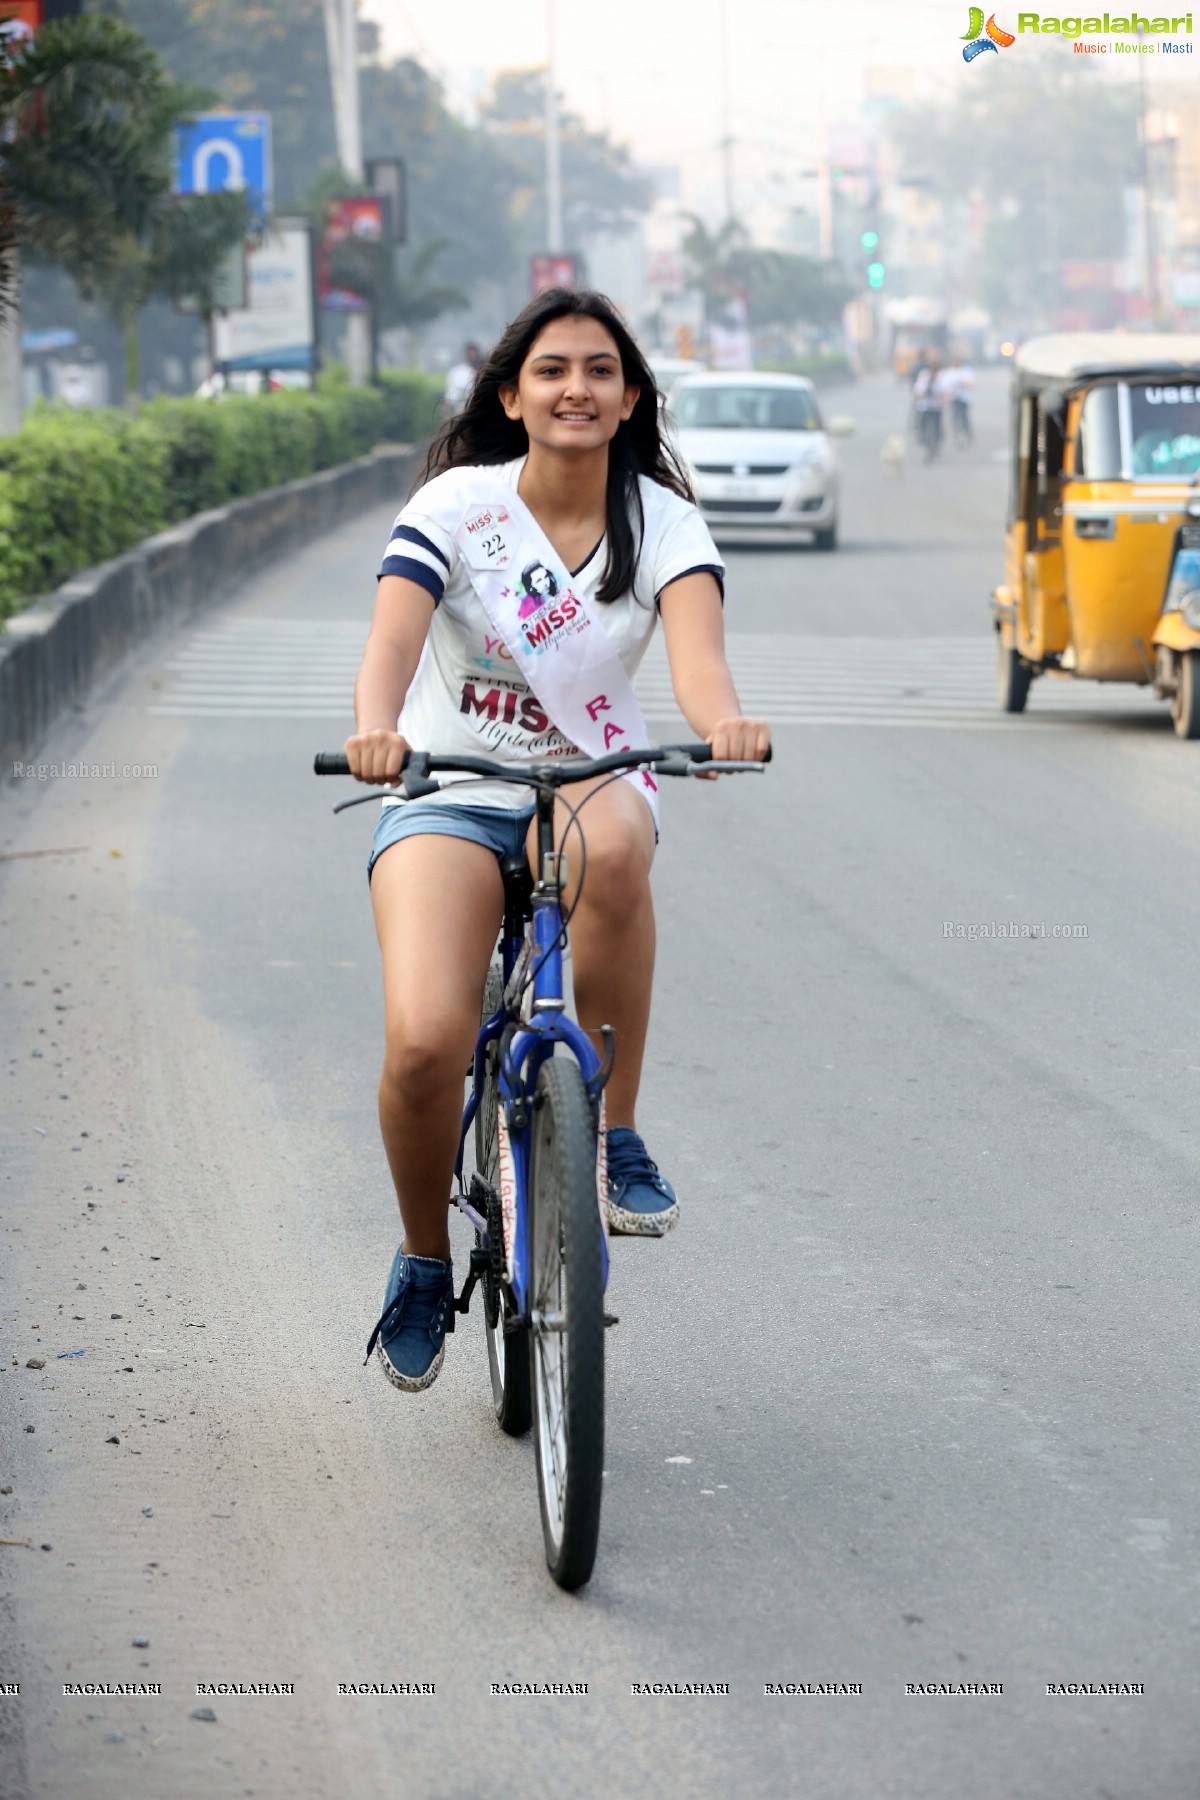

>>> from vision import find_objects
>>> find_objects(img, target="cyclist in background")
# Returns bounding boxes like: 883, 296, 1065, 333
914, 355, 945, 462
344, 288, 770, 1393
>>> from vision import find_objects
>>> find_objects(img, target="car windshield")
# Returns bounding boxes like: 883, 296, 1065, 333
1128, 380, 1200, 477
672, 385, 820, 431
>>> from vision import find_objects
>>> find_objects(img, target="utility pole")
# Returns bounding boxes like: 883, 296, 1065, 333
1136, 21, 1160, 325
545, 0, 563, 252
323, 0, 370, 385
719, 0, 735, 225
0, 254, 20, 436
816, 71, 833, 262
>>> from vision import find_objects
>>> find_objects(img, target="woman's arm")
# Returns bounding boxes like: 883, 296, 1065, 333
658, 571, 771, 762
345, 575, 435, 783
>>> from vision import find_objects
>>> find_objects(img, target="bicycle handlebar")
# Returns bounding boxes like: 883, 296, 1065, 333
313, 741, 771, 784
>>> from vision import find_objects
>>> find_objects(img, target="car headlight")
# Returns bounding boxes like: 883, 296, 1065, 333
1182, 590, 1200, 631
791, 452, 831, 476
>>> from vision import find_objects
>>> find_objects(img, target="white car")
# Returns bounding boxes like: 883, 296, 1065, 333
667, 371, 846, 550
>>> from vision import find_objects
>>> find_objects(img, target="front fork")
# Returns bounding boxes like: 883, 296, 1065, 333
453, 844, 614, 1326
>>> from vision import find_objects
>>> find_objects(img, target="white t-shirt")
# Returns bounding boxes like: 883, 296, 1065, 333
376, 456, 725, 810
443, 362, 477, 412
949, 364, 975, 403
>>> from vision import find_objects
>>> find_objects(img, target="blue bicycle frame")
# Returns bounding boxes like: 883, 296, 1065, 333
454, 802, 610, 1311
313, 737, 762, 1319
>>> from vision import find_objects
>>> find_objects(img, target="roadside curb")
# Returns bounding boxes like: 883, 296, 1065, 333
0, 442, 419, 771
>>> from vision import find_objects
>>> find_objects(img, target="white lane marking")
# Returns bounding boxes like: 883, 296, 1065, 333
150, 620, 1169, 727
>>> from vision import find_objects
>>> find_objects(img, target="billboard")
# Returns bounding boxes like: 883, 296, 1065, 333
318, 196, 384, 314
531, 254, 578, 296
0, 1, 41, 51
223, 221, 314, 372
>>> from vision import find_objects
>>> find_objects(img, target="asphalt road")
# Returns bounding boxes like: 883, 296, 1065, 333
2, 369, 1198, 1799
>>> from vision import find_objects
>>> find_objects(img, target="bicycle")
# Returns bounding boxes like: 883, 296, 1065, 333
315, 741, 767, 1589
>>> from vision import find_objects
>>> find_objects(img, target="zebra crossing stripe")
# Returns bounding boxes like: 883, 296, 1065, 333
149, 621, 1166, 727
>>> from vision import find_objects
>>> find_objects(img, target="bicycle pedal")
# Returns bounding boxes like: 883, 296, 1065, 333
603, 1313, 619, 1328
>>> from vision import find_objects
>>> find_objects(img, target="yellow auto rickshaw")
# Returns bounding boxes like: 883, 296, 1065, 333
992, 333, 1200, 737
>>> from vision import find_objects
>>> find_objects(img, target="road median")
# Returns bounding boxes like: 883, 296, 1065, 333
0, 443, 419, 771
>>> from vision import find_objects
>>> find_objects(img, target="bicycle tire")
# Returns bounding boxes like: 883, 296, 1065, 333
528, 1055, 605, 1590
476, 963, 532, 1436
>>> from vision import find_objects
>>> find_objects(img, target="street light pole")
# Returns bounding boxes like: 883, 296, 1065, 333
545, 0, 563, 253
719, 0, 735, 225
816, 65, 834, 262
0, 253, 21, 436
323, 0, 369, 384
1136, 23, 1159, 324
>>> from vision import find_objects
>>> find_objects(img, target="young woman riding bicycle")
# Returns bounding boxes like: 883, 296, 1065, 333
344, 287, 771, 1392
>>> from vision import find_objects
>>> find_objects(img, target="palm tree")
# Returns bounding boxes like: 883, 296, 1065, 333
0, 14, 249, 395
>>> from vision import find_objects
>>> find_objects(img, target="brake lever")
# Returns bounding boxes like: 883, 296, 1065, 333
331, 765, 440, 814
402, 770, 441, 799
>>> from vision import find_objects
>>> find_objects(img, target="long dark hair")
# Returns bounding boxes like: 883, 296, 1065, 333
421, 288, 694, 604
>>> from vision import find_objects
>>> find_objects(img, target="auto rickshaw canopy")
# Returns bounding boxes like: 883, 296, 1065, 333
1015, 333, 1200, 392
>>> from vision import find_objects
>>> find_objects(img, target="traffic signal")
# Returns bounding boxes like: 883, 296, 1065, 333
861, 225, 884, 289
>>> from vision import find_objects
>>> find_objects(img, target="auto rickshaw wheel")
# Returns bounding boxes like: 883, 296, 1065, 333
1171, 651, 1200, 740
997, 636, 1032, 714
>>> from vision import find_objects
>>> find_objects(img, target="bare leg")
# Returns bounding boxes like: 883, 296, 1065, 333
370, 833, 504, 1259
529, 777, 656, 1131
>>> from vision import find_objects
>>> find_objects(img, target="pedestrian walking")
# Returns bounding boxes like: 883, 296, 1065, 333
947, 354, 975, 447
443, 342, 483, 419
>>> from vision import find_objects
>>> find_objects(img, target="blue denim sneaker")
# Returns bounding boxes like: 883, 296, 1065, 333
364, 1249, 454, 1391
606, 1128, 679, 1237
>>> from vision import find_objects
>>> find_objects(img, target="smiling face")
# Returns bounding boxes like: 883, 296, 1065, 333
498, 315, 640, 456
529, 564, 553, 596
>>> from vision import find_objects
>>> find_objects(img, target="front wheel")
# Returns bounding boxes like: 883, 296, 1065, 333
812, 517, 837, 552
528, 1056, 605, 1591
477, 964, 531, 1436
997, 634, 1032, 714
1172, 651, 1200, 739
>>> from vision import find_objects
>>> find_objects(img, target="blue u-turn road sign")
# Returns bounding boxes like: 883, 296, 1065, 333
175, 114, 272, 216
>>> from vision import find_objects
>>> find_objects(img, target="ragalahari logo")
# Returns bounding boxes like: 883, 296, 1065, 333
962, 7, 1017, 57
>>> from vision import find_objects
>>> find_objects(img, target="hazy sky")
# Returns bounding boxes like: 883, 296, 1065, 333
359, 0, 1197, 216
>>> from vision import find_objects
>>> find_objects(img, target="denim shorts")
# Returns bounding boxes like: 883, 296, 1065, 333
367, 799, 536, 883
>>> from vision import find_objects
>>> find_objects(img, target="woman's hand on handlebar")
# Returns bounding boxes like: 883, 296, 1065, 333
706, 716, 772, 769
343, 728, 409, 785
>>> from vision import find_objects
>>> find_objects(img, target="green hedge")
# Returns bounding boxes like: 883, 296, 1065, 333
0, 367, 444, 623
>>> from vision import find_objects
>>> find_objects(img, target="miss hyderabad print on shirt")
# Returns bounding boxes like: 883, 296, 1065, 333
517, 560, 558, 618
458, 681, 550, 734
500, 572, 587, 656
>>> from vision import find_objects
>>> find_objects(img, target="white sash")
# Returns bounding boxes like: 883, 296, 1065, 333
429, 467, 660, 830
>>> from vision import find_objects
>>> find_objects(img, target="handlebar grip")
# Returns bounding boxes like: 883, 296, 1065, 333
683, 743, 772, 764
314, 753, 351, 775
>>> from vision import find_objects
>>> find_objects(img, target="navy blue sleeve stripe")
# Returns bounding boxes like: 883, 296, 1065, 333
655, 563, 726, 606
390, 523, 450, 572
377, 556, 445, 603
